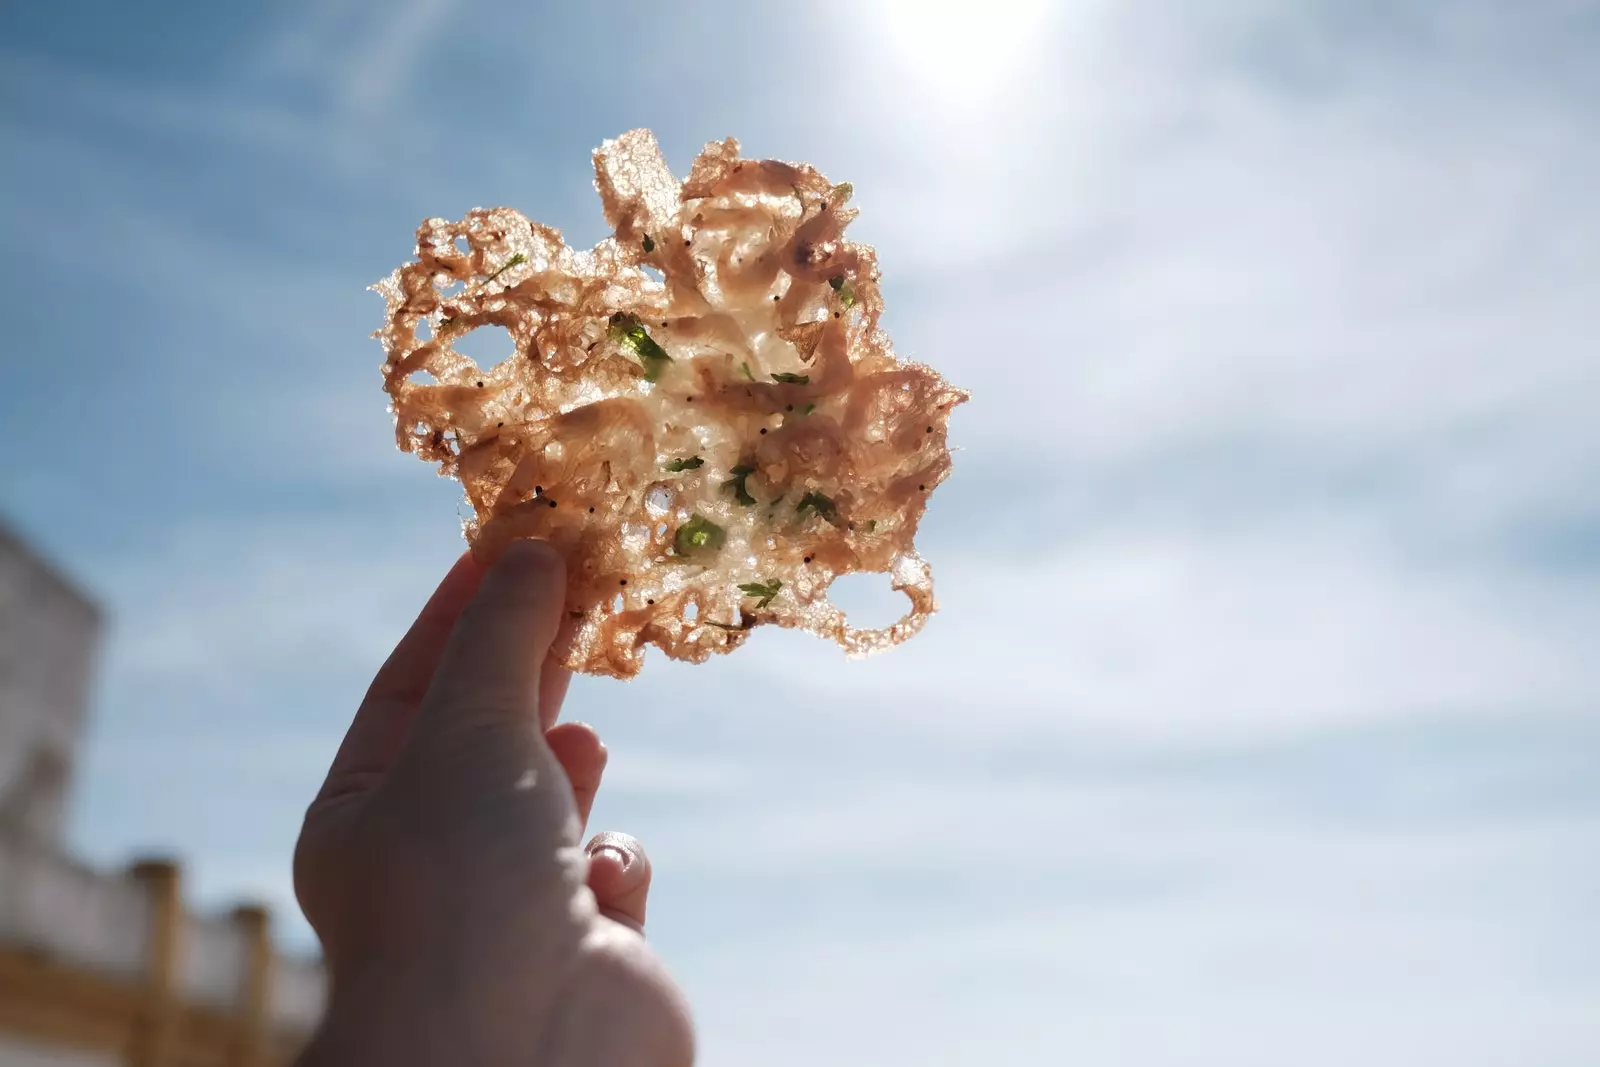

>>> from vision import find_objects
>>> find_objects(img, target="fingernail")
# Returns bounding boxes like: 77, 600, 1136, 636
488, 540, 565, 588
590, 845, 630, 872
499, 539, 561, 570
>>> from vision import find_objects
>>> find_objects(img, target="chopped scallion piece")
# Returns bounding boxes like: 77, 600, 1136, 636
722, 463, 757, 506
771, 372, 810, 384
608, 312, 673, 382
796, 491, 837, 521
483, 253, 527, 285
828, 274, 857, 308
664, 456, 704, 472
673, 515, 726, 556
738, 579, 782, 609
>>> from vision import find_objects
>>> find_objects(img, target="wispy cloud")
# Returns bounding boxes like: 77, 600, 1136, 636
5, 1, 1597, 1064
242, 0, 455, 119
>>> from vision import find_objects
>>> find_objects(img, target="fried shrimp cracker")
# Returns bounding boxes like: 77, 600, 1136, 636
372, 129, 968, 678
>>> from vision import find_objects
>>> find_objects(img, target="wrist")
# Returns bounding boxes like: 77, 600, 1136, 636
297, 959, 559, 1067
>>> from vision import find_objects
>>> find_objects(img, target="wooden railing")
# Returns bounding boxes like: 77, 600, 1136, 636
0, 836, 323, 1066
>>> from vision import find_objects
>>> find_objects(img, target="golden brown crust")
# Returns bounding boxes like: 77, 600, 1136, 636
372, 129, 968, 678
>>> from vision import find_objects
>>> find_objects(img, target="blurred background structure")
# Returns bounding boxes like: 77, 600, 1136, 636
2, 1, 1597, 1065
0, 525, 323, 1067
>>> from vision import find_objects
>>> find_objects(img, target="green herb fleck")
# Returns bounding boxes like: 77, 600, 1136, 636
801, 403, 816, 415
642, 234, 655, 254
771, 372, 810, 385
483, 252, 527, 285
831, 181, 854, 204
740, 361, 755, 381
796, 491, 837, 521
827, 274, 857, 308
704, 620, 747, 631
722, 463, 757, 506
438, 316, 458, 333
738, 579, 782, 609
673, 515, 726, 556
664, 456, 704, 472
863, 519, 877, 533
608, 312, 674, 382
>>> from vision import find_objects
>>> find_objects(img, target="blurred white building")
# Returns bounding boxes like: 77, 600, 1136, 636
0, 523, 324, 1067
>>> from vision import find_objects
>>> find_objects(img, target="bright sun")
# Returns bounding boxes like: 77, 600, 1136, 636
863, 0, 1064, 107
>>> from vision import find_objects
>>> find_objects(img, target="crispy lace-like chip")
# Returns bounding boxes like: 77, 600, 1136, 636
373, 130, 968, 678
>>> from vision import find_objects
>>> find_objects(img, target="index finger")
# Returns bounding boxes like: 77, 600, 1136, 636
315, 550, 486, 803
412, 539, 568, 737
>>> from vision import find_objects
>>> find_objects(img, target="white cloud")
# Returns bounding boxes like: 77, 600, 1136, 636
710, 523, 1600, 743
664, 765, 1599, 1067
332, 0, 454, 118
243, 0, 454, 119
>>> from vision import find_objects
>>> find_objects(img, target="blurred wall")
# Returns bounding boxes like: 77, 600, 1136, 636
0, 522, 324, 1067
0, 525, 101, 846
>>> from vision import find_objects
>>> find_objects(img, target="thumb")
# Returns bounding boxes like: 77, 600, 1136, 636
414, 539, 567, 735
586, 832, 652, 935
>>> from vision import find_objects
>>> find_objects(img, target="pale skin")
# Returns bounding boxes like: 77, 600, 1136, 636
293, 541, 695, 1066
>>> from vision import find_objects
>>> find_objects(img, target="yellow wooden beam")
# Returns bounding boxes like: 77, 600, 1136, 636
229, 904, 273, 1067
0, 942, 141, 1054
126, 858, 182, 1067
0, 858, 312, 1067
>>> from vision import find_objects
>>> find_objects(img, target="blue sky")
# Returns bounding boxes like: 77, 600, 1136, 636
3, 1, 1599, 1064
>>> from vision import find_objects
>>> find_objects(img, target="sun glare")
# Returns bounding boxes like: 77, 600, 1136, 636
864, 0, 1062, 107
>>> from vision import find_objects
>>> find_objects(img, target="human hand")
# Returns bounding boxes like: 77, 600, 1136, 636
293, 542, 694, 1066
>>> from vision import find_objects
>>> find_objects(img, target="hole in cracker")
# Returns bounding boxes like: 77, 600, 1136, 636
827, 571, 905, 631
612, 593, 625, 613
683, 602, 699, 622
451, 324, 516, 371
644, 485, 673, 516
453, 235, 470, 255
406, 369, 435, 386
